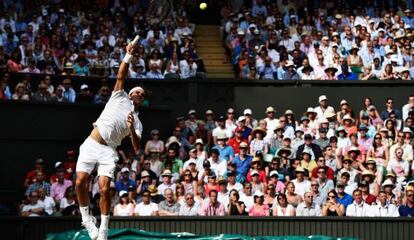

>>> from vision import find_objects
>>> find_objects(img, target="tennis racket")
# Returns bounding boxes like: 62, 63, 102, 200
144, 0, 172, 27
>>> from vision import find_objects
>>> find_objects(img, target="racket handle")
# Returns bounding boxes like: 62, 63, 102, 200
131, 35, 140, 46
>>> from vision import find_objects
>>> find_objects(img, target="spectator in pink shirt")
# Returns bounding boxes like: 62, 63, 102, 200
199, 190, 225, 216
248, 191, 269, 216
50, 169, 73, 203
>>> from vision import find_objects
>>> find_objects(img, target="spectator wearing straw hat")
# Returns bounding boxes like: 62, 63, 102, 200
213, 132, 235, 162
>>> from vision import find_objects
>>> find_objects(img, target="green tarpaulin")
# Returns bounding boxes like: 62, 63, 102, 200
46, 228, 357, 240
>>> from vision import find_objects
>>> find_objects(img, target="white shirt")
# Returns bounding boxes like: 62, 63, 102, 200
133, 202, 158, 216
371, 203, 400, 217
239, 193, 254, 210
291, 179, 311, 197
114, 203, 134, 216
157, 183, 176, 195
60, 198, 75, 210
38, 197, 55, 216
94, 90, 143, 148
218, 191, 230, 211
22, 202, 45, 217
272, 204, 295, 216
314, 106, 335, 120
212, 127, 233, 139
179, 202, 199, 216
389, 143, 413, 162
208, 158, 227, 177
346, 201, 373, 217
387, 158, 409, 179
265, 117, 279, 137
296, 202, 321, 216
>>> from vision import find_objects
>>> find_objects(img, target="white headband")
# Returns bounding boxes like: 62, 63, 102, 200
128, 86, 144, 96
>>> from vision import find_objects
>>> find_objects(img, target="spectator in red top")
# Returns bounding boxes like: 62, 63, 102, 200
358, 180, 376, 205
24, 158, 47, 188
311, 156, 335, 180
228, 127, 249, 154
49, 162, 71, 184
246, 157, 267, 184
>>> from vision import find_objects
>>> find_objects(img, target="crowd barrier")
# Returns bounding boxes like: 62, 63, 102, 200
0, 216, 413, 240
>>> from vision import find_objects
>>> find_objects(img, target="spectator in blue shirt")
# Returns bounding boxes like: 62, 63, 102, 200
115, 168, 137, 192
399, 190, 414, 217
62, 78, 76, 103
232, 142, 253, 183
336, 181, 353, 209
338, 63, 358, 80
213, 133, 235, 162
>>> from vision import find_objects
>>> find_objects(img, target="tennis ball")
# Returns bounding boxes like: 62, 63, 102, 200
200, 2, 207, 10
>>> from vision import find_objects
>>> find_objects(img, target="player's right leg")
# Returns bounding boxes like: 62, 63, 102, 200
76, 137, 100, 240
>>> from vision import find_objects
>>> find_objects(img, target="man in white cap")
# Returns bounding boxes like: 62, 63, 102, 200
75, 41, 144, 240
244, 108, 258, 128
314, 95, 335, 120
264, 106, 279, 137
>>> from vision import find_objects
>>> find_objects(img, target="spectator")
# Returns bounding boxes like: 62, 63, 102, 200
399, 190, 414, 217
93, 85, 111, 104
296, 192, 322, 216
291, 167, 310, 198
336, 180, 353, 210
61, 78, 76, 103
115, 168, 136, 192
76, 84, 93, 103
24, 158, 46, 188
371, 191, 399, 217
248, 191, 269, 216
37, 187, 56, 216
158, 188, 180, 216
20, 191, 44, 217
199, 190, 225, 216
113, 190, 134, 217
25, 171, 50, 197
346, 189, 373, 217
179, 192, 199, 216
32, 82, 52, 102
227, 189, 246, 215
60, 187, 78, 216
50, 169, 73, 204
321, 190, 345, 216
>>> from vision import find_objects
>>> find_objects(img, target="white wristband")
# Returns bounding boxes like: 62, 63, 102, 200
123, 53, 133, 64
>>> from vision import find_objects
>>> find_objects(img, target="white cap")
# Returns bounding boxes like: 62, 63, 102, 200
319, 95, 328, 102
382, 179, 395, 187
238, 116, 246, 122
121, 167, 130, 173
340, 99, 348, 105
318, 118, 328, 124
195, 138, 204, 144
244, 109, 252, 115
306, 107, 315, 113
55, 162, 63, 168
186, 159, 197, 165
119, 190, 128, 197
403, 127, 412, 133
80, 84, 89, 90
266, 106, 275, 113
188, 109, 196, 115
250, 170, 259, 176
269, 170, 279, 177
253, 190, 264, 197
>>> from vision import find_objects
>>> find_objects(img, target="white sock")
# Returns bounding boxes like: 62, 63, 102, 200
79, 206, 90, 222
100, 215, 109, 230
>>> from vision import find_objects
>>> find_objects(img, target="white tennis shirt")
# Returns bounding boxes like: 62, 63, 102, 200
94, 90, 143, 148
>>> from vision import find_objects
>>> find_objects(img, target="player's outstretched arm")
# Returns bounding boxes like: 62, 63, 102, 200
114, 36, 140, 92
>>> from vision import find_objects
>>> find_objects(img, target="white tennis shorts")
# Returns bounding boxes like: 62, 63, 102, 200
76, 137, 118, 178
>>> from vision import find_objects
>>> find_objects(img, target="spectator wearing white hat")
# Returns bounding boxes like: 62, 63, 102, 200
157, 170, 176, 194
243, 108, 258, 129
113, 190, 134, 216
185, 109, 199, 134
236, 115, 252, 140
314, 95, 335, 121
264, 106, 279, 136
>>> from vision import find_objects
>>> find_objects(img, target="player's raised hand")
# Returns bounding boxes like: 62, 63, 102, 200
127, 112, 135, 131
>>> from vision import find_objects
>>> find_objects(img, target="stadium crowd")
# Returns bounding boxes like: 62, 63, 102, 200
20, 95, 414, 217
221, 0, 414, 80
0, 0, 204, 95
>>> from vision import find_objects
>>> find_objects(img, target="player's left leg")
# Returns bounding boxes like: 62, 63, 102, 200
97, 175, 111, 240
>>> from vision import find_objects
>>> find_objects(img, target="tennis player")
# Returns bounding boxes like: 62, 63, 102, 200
75, 40, 144, 240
